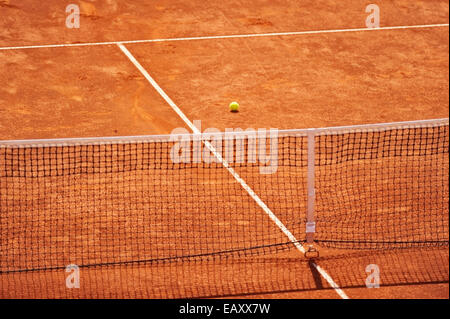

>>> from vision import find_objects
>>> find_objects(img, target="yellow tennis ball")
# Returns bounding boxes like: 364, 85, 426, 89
229, 101, 239, 112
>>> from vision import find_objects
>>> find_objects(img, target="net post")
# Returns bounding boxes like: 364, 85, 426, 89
305, 129, 317, 256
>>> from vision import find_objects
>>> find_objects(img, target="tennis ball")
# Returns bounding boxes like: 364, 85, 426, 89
229, 101, 239, 112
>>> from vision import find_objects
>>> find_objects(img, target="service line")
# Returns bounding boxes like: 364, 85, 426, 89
0, 23, 448, 51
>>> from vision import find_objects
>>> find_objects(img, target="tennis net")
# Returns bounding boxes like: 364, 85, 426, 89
0, 119, 448, 275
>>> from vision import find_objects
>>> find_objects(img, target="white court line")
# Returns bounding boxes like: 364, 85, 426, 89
313, 264, 349, 299
0, 23, 448, 51
117, 43, 350, 299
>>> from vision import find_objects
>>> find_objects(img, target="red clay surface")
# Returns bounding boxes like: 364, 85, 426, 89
0, 0, 448, 47
0, 0, 448, 299
125, 28, 448, 131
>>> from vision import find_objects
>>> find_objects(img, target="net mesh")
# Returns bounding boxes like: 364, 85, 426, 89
0, 119, 448, 298
1, 247, 448, 298
314, 124, 449, 248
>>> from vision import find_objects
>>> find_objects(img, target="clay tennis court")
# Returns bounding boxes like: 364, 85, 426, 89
0, 0, 448, 299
